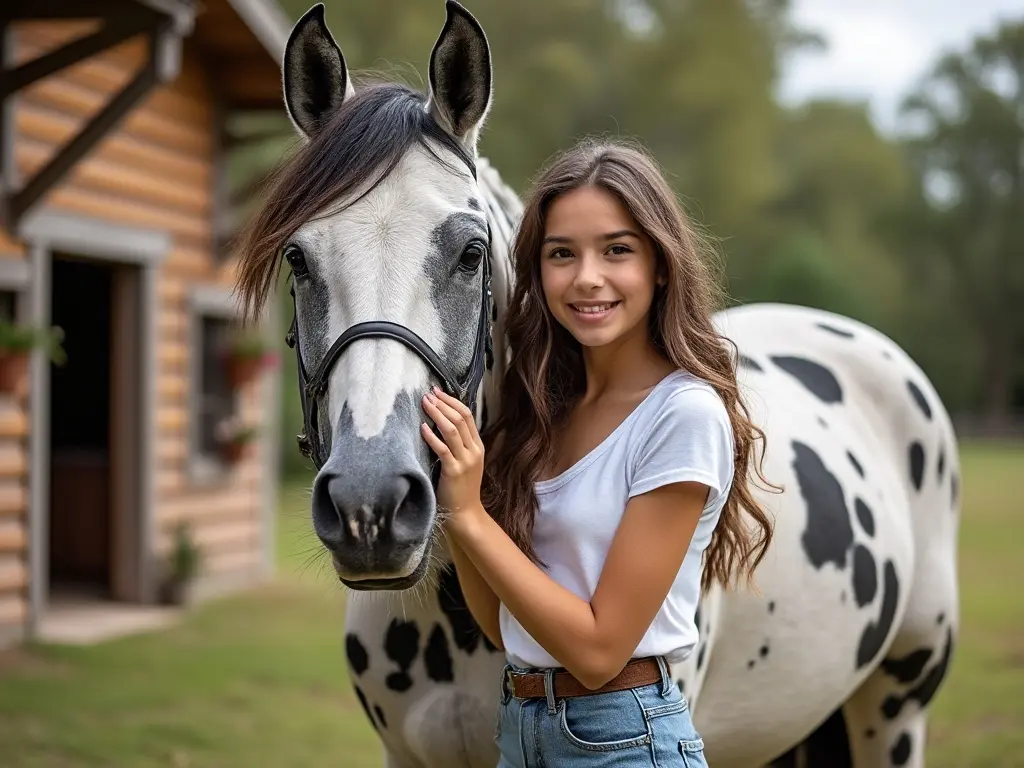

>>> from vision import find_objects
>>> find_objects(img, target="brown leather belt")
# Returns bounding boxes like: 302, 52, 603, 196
507, 657, 663, 700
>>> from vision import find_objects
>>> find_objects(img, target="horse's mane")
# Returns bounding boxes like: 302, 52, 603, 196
231, 81, 477, 323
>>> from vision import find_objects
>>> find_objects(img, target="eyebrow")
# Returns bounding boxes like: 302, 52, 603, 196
542, 229, 641, 245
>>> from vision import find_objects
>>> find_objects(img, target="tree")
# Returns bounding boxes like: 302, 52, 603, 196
897, 18, 1024, 424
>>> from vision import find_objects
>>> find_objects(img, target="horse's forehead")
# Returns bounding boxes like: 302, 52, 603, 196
298, 147, 477, 269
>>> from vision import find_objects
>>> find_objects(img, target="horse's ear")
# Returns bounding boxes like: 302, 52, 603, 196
283, 4, 354, 139
426, 1, 493, 152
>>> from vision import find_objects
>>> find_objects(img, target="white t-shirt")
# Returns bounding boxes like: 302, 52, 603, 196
499, 369, 734, 669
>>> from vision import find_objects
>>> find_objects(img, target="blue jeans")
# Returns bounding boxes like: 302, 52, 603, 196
495, 657, 708, 767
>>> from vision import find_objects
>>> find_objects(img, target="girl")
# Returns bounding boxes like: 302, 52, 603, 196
419, 138, 775, 767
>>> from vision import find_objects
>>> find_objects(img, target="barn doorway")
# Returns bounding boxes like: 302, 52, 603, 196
46, 254, 143, 607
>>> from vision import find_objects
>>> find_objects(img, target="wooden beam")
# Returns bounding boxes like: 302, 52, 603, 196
0, 20, 147, 100
5, 21, 183, 230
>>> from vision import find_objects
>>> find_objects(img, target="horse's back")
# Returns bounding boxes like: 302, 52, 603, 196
691, 303, 959, 765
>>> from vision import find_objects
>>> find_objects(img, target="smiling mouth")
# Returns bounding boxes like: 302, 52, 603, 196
569, 301, 620, 318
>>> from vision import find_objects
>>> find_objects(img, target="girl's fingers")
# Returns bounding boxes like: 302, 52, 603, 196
420, 422, 451, 459
422, 392, 467, 458
431, 388, 483, 449
427, 388, 478, 453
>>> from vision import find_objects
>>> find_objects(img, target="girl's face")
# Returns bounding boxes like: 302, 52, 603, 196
539, 185, 660, 350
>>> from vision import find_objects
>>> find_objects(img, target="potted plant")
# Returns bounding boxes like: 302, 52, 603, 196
221, 329, 277, 389
0, 320, 66, 394
214, 416, 260, 464
159, 522, 202, 606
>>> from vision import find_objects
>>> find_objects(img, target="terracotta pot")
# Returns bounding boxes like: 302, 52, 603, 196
219, 439, 252, 464
0, 352, 29, 395
224, 355, 263, 389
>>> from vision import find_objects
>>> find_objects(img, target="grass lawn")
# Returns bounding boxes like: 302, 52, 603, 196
0, 442, 1021, 767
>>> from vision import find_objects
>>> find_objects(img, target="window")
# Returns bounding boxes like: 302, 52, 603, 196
195, 315, 237, 460
0, 290, 16, 322
188, 288, 242, 481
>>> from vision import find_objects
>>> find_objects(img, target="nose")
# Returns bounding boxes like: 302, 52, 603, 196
572, 252, 604, 290
311, 466, 432, 574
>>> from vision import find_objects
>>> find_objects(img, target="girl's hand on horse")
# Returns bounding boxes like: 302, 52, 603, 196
421, 386, 485, 515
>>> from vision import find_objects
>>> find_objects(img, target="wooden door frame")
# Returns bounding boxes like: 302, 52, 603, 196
19, 209, 168, 633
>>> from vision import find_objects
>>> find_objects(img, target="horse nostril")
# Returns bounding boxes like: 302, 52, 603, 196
312, 471, 428, 552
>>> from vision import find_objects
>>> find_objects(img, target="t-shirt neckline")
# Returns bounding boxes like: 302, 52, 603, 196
533, 369, 687, 495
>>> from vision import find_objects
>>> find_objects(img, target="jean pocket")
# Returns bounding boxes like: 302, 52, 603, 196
678, 738, 707, 767
557, 690, 651, 752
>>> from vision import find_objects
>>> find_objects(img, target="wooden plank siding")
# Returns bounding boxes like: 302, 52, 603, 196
0, 21, 273, 638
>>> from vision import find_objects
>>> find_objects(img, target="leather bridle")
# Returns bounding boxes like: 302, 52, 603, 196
284, 165, 494, 479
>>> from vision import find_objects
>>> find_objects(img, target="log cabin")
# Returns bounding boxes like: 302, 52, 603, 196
0, 0, 292, 648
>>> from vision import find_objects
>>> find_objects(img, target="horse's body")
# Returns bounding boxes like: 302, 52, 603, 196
249, 4, 959, 766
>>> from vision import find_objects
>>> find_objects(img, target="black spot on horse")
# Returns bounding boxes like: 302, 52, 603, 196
891, 732, 912, 766
882, 350, 893, 360
383, 618, 420, 692
908, 442, 926, 491
881, 629, 955, 720
467, 197, 482, 211
852, 544, 877, 607
881, 647, 933, 684
437, 563, 499, 654
818, 416, 828, 429
424, 624, 454, 683
951, 472, 959, 507
815, 322, 854, 339
865, 728, 875, 739
937, 612, 945, 625
373, 704, 388, 729
354, 686, 378, 733
937, 446, 946, 480
770, 355, 843, 403
747, 659, 755, 669
854, 498, 875, 537
847, 450, 864, 478
677, 679, 685, 695
759, 643, 769, 658
346, 634, 369, 676
856, 560, 900, 669
906, 380, 932, 420
738, 354, 763, 372
792, 442, 854, 570
768, 601, 776, 614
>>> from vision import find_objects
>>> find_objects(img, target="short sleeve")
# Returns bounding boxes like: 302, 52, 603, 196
627, 386, 734, 505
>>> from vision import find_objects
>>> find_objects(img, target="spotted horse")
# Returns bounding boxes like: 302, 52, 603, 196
239, 3, 961, 766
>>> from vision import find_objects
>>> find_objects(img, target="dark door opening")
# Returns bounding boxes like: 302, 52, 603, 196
48, 255, 113, 597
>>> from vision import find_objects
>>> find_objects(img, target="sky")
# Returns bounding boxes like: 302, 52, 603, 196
777, 0, 1022, 135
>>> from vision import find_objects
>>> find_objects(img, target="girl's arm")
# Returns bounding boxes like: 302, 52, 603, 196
450, 482, 707, 690
446, 536, 504, 650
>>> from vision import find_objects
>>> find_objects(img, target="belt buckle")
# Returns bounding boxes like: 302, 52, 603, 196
504, 668, 516, 699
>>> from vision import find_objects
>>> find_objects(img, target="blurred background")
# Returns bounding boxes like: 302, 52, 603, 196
0, 0, 1021, 765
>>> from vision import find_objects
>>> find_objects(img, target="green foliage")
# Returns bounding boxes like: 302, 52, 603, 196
0, 320, 67, 365
168, 522, 202, 584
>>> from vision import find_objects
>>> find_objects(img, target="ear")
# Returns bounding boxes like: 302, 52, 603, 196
282, 3, 355, 139
426, 1, 493, 152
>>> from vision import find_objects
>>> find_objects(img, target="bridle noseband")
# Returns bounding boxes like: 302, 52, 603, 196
284, 165, 494, 478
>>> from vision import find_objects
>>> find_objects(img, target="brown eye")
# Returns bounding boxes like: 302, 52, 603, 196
284, 244, 308, 277
459, 240, 486, 273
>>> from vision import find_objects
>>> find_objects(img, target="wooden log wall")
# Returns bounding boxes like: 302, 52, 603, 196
0, 21, 273, 642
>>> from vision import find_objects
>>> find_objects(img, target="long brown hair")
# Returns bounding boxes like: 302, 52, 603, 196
480, 137, 779, 593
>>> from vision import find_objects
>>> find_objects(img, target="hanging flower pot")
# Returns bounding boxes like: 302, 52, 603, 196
222, 329, 278, 390
0, 321, 66, 395
214, 417, 260, 466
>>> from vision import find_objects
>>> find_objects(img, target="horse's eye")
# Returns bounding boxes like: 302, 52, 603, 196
283, 244, 308, 276
458, 241, 486, 273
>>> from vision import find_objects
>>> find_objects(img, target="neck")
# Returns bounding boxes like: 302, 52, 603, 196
580, 326, 674, 401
